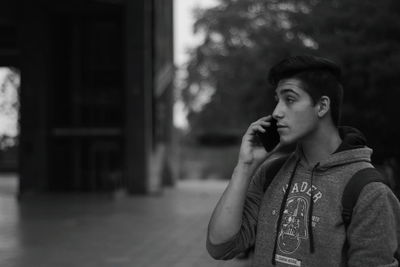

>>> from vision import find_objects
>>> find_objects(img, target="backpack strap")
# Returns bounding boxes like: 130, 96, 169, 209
263, 155, 290, 192
341, 167, 387, 227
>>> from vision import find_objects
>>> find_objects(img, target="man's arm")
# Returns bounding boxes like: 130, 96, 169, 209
206, 162, 262, 259
206, 116, 277, 259
347, 182, 400, 267
207, 162, 258, 245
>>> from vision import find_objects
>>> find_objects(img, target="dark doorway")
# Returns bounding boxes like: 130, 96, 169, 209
48, 8, 124, 192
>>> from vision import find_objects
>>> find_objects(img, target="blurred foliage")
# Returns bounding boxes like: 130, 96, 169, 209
182, 0, 400, 163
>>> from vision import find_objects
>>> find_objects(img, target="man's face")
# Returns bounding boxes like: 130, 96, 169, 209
272, 78, 319, 145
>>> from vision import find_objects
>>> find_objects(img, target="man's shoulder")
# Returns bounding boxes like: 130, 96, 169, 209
252, 153, 294, 191
258, 153, 293, 173
356, 181, 399, 208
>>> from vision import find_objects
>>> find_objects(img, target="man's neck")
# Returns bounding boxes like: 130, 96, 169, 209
300, 123, 342, 167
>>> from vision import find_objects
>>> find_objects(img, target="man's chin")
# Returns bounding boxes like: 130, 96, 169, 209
280, 136, 294, 145
277, 138, 297, 153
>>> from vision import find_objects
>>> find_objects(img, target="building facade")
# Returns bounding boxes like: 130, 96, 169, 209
0, 0, 174, 195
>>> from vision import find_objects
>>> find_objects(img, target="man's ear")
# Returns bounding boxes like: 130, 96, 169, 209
317, 96, 330, 118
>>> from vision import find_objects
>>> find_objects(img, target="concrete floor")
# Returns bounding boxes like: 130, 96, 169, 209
0, 175, 250, 267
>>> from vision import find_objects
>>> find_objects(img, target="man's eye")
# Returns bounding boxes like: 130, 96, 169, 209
274, 95, 279, 102
285, 97, 295, 103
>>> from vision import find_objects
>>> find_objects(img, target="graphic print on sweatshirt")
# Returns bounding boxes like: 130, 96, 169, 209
278, 181, 323, 255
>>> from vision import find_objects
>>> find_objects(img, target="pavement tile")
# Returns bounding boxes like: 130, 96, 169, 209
0, 176, 251, 267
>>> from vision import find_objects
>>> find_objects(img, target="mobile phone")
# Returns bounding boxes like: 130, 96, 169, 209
257, 118, 280, 151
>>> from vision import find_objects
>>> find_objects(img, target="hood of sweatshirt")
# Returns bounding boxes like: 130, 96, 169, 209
295, 126, 372, 171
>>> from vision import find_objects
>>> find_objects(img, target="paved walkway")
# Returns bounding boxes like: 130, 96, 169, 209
0, 176, 251, 267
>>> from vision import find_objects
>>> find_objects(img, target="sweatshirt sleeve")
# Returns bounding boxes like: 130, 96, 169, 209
206, 161, 268, 260
347, 182, 400, 267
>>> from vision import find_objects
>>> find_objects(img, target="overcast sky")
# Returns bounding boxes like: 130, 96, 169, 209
173, 0, 217, 129
173, 0, 217, 67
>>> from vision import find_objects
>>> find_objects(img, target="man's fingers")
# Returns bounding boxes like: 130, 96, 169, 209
250, 121, 271, 131
246, 115, 274, 136
259, 121, 271, 127
256, 125, 265, 133
256, 115, 272, 123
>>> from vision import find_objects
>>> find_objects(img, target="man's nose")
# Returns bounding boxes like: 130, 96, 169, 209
272, 102, 283, 120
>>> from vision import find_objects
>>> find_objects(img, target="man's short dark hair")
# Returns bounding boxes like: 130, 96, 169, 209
268, 55, 344, 126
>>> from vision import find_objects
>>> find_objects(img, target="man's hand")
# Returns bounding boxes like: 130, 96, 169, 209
238, 115, 280, 167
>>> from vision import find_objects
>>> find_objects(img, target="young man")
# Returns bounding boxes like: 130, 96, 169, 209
206, 55, 400, 266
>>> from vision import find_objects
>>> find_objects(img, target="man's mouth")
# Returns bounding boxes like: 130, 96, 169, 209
277, 125, 288, 133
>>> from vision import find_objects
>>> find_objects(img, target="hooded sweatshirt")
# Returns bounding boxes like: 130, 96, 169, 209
207, 127, 400, 266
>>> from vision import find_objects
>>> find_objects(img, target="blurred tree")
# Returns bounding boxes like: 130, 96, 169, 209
182, 0, 400, 164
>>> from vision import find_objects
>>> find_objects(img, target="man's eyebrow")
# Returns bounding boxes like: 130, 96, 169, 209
278, 88, 300, 96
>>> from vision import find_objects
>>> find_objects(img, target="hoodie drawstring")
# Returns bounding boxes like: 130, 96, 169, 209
308, 162, 319, 254
271, 159, 300, 265
271, 160, 319, 265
